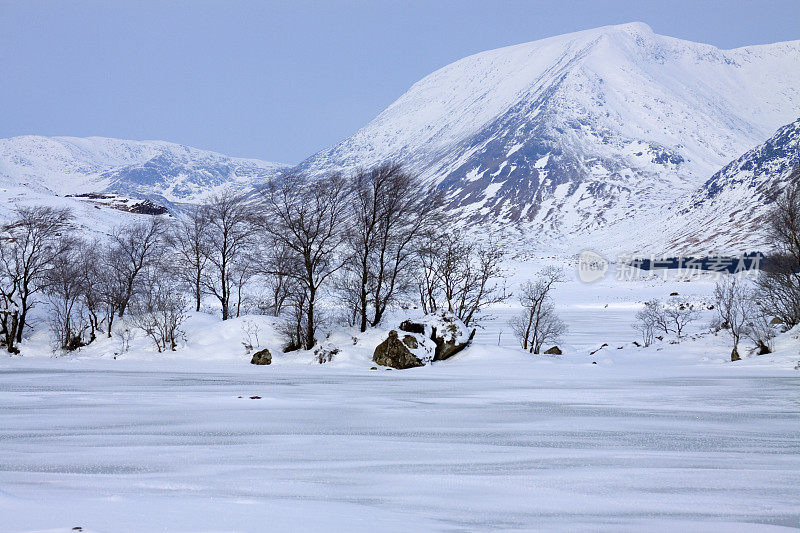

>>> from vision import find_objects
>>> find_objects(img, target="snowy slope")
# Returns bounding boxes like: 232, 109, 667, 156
662, 116, 800, 252
586, 116, 799, 255
0, 136, 289, 211
300, 22, 800, 242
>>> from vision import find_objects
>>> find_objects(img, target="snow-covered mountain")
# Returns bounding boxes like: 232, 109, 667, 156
0, 136, 288, 210
661, 117, 800, 252
300, 22, 800, 243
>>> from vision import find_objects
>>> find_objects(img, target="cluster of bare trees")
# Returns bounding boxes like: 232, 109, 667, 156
509, 267, 567, 353
0, 162, 513, 355
712, 276, 775, 360
0, 209, 186, 354
632, 179, 799, 359
417, 231, 509, 327
711, 179, 799, 361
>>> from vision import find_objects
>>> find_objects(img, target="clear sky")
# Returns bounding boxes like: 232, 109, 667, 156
1, 0, 798, 164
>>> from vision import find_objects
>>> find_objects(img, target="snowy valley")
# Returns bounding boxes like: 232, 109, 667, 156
1, 20, 799, 533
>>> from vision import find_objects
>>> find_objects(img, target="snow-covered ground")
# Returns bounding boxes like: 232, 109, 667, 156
1, 264, 799, 532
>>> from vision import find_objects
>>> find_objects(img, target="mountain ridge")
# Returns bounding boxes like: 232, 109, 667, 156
298, 22, 800, 246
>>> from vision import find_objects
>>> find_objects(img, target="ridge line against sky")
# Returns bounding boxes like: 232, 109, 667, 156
1, 0, 799, 163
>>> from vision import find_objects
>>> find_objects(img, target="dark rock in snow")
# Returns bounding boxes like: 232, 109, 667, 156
544, 346, 562, 355
373, 330, 424, 369
250, 348, 272, 365
399, 320, 426, 335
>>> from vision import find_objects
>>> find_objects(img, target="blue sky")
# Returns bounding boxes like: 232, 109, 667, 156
1, 0, 798, 163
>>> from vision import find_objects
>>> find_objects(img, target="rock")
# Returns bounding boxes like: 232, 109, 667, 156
431, 325, 476, 361
589, 343, 609, 355
250, 348, 272, 365
373, 330, 424, 369
670, 292, 679, 296
402, 335, 419, 349
399, 320, 426, 334
770, 316, 784, 325
370, 366, 378, 370
731, 346, 741, 362
544, 346, 562, 355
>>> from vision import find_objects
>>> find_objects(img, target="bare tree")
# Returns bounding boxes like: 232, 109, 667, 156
635, 298, 698, 341
45, 238, 89, 351
663, 298, 700, 338
129, 265, 188, 353
260, 173, 350, 350
73, 239, 106, 343
0, 206, 73, 352
509, 267, 567, 353
107, 217, 167, 318
746, 309, 776, 355
249, 237, 296, 316
633, 306, 656, 346
417, 234, 442, 315
759, 176, 800, 327
278, 290, 310, 352
201, 192, 256, 320
169, 206, 210, 312
344, 162, 441, 331
417, 231, 509, 326
714, 276, 753, 361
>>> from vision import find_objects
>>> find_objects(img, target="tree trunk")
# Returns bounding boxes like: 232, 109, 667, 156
306, 286, 316, 350
731, 345, 740, 361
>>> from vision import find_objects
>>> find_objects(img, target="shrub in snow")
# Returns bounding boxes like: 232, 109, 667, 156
314, 342, 340, 364
240, 318, 262, 354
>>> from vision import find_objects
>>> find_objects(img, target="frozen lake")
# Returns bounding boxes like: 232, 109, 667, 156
1, 360, 798, 532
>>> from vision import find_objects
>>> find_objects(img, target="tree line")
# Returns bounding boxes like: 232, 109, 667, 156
0, 163, 510, 354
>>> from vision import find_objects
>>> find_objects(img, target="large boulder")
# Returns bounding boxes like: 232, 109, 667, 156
426, 313, 476, 361
373, 330, 424, 369
250, 347, 272, 365
431, 325, 476, 361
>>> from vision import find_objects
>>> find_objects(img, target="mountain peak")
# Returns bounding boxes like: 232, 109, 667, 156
300, 25, 800, 250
